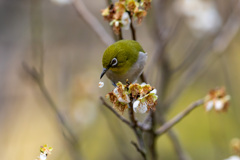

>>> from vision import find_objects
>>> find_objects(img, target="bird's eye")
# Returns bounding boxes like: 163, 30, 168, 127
111, 58, 118, 67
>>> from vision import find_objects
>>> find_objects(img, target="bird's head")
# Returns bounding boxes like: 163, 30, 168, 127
100, 40, 144, 79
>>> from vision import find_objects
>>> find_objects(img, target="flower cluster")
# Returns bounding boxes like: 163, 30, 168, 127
106, 82, 158, 114
101, 0, 151, 34
224, 138, 240, 160
35, 144, 53, 160
204, 87, 230, 112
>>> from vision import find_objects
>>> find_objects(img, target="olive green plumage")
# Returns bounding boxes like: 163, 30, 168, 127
102, 40, 144, 74
101, 39, 147, 84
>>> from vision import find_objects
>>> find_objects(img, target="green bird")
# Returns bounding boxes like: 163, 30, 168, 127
100, 40, 147, 85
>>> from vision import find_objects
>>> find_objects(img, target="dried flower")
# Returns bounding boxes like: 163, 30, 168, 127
101, 0, 151, 34
129, 83, 141, 98
106, 92, 128, 113
141, 0, 152, 10
114, 2, 126, 20
106, 82, 158, 114
113, 82, 131, 103
126, 0, 139, 13
134, 8, 147, 24
101, 4, 115, 21
204, 87, 230, 112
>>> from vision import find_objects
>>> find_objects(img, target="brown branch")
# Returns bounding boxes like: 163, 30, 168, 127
100, 97, 132, 127
140, 73, 147, 84
127, 102, 146, 158
156, 99, 204, 135
131, 141, 146, 160
167, 129, 190, 160
72, 0, 114, 46
100, 97, 146, 158
212, 0, 240, 53
129, 14, 136, 41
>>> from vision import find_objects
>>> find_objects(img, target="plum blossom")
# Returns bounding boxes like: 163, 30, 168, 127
35, 145, 53, 160
106, 82, 158, 114
204, 87, 230, 112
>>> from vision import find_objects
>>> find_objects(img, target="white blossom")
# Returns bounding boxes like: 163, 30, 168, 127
113, 86, 130, 103
39, 153, 47, 160
224, 155, 240, 160
205, 101, 214, 111
215, 100, 224, 111
133, 99, 148, 113
98, 81, 104, 88
150, 89, 157, 95
121, 12, 131, 30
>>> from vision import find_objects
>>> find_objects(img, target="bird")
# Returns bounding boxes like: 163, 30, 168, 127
100, 40, 147, 85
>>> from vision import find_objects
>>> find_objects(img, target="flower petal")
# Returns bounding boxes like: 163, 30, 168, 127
205, 101, 214, 111
150, 89, 157, 94
215, 100, 224, 111
133, 100, 140, 113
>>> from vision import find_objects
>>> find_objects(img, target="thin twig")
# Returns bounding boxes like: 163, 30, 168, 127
72, 0, 114, 46
147, 110, 157, 160
119, 28, 123, 40
131, 141, 146, 160
128, 102, 146, 157
167, 129, 190, 160
140, 73, 147, 84
129, 14, 136, 41
100, 97, 132, 127
156, 99, 204, 135
213, 0, 240, 53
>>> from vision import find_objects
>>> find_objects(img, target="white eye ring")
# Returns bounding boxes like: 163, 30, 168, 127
111, 58, 118, 67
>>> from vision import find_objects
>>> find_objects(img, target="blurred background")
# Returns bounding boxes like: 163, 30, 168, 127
0, 0, 240, 159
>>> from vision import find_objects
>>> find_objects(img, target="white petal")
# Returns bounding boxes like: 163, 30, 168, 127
133, 100, 140, 113
138, 102, 148, 114
150, 89, 157, 94
98, 81, 104, 88
224, 155, 240, 160
115, 21, 120, 27
224, 95, 231, 101
121, 12, 131, 30
118, 95, 130, 103
215, 100, 224, 110
39, 153, 47, 160
140, 82, 146, 86
113, 88, 119, 96
205, 101, 214, 111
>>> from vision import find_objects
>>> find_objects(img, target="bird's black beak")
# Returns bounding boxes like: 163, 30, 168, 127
100, 68, 108, 79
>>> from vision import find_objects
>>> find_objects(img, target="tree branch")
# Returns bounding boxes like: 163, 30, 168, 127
100, 97, 133, 127
131, 141, 146, 160
156, 99, 204, 135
